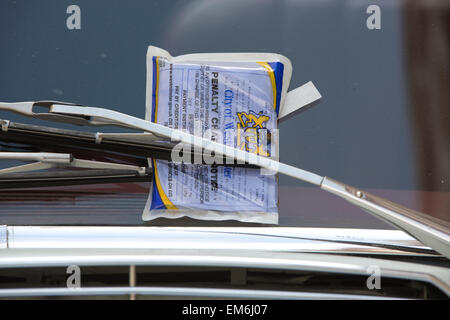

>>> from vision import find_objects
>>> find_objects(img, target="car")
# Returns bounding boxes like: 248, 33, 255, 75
0, 0, 448, 301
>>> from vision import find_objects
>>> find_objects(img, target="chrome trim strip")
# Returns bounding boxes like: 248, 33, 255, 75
0, 249, 448, 296
0, 286, 401, 299
162, 227, 429, 250
4, 226, 433, 255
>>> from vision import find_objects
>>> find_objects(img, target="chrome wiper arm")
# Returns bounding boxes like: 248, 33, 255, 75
49, 104, 324, 185
0, 101, 126, 127
321, 178, 450, 257
2, 101, 449, 258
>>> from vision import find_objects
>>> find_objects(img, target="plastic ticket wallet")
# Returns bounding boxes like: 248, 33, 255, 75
143, 46, 293, 224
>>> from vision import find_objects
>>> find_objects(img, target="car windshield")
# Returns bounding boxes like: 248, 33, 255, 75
0, 0, 448, 230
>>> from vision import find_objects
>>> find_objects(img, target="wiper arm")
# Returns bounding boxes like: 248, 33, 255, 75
0, 101, 123, 127
1, 101, 449, 259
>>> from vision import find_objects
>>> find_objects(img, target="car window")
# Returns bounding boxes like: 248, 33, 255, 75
0, 0, 448, 227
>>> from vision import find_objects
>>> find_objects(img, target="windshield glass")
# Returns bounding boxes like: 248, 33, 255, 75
0, 0, 448, 228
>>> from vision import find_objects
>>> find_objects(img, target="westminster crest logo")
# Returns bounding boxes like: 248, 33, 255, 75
236, 111, 271, 156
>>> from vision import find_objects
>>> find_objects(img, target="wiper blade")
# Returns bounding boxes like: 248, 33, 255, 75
0, 118, 257, 167
1, 100, 449, 259
0, 152, 148, 175
0, 169, 151, 189
0, 151, 152, 188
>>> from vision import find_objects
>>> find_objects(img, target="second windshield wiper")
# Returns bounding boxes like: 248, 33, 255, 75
0, 152, 147, 175
0, 152, 152, 188
0, 169, 151, 189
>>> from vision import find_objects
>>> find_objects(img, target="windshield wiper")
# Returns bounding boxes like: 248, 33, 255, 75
0, 117, 257, 167
1, 100, 449, 259
0, 169, 152, 189
0, 152, 147, 175
0, 152, 151, 188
